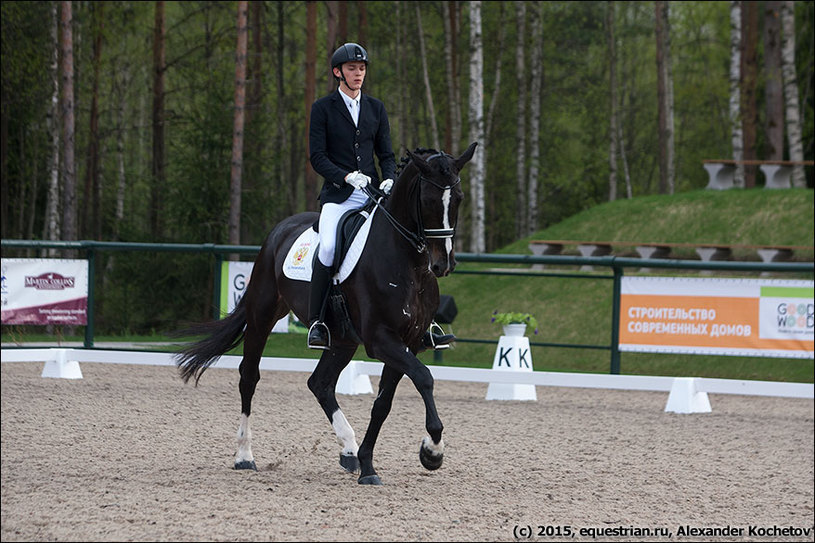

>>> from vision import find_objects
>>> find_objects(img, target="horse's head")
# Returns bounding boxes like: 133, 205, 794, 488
403, 142, 478, 277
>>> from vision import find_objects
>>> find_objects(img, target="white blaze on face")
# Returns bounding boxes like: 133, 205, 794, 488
441, 188, 453, 257
235, 413, 254, 464
331, 409, 358, 456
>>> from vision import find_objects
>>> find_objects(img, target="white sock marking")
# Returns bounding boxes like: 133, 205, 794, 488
331, 410, 358, 456
422, 435, 444, 456
235, 413, 254, 464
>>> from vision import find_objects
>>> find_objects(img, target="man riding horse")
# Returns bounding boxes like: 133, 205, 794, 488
307, 42, 453, 351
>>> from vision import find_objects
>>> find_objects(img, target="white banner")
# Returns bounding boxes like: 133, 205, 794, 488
219, 261, 288, 333
1, 258, 89, 325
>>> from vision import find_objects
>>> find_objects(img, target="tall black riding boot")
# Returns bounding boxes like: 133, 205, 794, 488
307, 260, 333, 349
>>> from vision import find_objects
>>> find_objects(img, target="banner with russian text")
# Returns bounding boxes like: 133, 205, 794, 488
619, 277, 813, 359
1, 258, 89, 325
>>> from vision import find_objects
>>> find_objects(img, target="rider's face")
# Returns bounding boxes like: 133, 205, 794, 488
335, 61, 367, 95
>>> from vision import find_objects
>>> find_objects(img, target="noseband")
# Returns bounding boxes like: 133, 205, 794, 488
364, 152, 460, 253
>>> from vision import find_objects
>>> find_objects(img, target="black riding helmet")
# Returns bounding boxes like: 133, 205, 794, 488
331, 42, 368, 80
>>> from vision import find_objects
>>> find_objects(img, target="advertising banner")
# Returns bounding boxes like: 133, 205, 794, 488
619, 277, 813, 359
1, 258, 89, 325
219, 261, 288, 332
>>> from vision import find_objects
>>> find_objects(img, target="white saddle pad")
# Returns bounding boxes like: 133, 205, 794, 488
282, 207, 376, 283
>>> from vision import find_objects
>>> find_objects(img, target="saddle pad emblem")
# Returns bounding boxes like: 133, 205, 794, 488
291, 246, 310, 266
282, 207, 377, 283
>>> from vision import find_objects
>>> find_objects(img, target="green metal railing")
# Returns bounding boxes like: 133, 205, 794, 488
2, 239, 813, 373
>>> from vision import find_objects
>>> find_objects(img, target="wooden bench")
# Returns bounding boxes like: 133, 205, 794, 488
702, 159, 814, 190
528, 240, 813, 272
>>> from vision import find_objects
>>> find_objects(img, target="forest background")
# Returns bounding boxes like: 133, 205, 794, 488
1, 1, 813, 333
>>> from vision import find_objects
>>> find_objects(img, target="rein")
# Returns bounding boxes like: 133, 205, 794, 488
362, 153, 460, 253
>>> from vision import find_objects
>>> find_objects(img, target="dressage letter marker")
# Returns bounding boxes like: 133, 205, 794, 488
486, 330, 537, 401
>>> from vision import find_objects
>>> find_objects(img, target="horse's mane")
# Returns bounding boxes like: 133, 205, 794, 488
396, 147, 441, 177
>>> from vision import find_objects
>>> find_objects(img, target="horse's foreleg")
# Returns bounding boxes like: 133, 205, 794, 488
307, 346, 359, 472
407, 362, 445, 471
370, 341, 445, 474
356, 365, 403, 485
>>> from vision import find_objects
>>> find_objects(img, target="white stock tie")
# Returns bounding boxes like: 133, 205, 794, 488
350, 99, 359, 126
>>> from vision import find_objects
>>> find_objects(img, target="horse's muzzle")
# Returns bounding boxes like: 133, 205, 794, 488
430, 252, 456, 277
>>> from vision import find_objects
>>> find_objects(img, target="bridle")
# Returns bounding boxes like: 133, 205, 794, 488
363, 152, 461, 254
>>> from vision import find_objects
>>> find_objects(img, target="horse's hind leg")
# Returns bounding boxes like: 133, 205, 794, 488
306, 345, 359, 473
235, 287, 287, 471
356, 364, 404, 485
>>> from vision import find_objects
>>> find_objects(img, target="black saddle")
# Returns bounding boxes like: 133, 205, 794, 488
312, 201, 375, 274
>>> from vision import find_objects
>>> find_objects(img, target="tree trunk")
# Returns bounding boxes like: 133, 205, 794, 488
527, 2, 543, 235
115, 65, 128, 240
325, 1, 338, 95
151, 0, 166, 239
416, 4, 440, 150
741, 0, 758, 188
395, 1, 406, 157
514, 1, 527, 237
228, 0, 248, 253
338, 1, 347, 43
61, 0, 77, 244
780, 0, 805, 187
608, 1, 618, 201
443, 1, 461, 153
45, 1, 61, 250
655, 1, 675, 194
84, 2, 103, 239
304, 1, 318, 211
484, 3, 505, 149
357, 1, 368, 47
763, 1, 784, 161
728, 0, 744, 187
665, 2, 675, 195
468, 0, 485, 253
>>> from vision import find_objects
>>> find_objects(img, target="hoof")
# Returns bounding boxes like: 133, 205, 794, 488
339, 453, 360, 473
358, 474, 383, 485
234, 460, 257, 471
419, 443, 443, 471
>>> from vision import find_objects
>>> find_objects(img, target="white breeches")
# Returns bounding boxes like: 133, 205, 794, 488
318, 188, 370, 267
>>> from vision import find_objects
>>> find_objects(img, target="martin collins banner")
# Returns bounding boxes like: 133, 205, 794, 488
619, 277, 813, 359
1, 258, 89, 326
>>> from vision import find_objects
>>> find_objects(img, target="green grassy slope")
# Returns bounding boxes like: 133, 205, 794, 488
427, 188, 814, 382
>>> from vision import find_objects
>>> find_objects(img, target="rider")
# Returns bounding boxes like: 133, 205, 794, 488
307, 42, 454, 351
307, 42, 396, 349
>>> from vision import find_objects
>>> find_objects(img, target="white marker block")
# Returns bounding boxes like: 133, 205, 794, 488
336, 361, 373, 395
486, 332, 537, 401
41, 349, 83, 379
664, 377, 711, 414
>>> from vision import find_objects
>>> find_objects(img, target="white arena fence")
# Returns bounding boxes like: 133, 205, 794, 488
1, 348, 812, 415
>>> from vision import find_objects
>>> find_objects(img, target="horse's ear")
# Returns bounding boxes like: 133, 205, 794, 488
455, 142, 478, 171
406, 149, 434, 177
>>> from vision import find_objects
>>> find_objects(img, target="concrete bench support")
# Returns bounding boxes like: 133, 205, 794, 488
759, 164, 793, 189
529, 242, 564, 270
704, 163, 735, 190
577, 244, 612, 271
635, 245, 672, 273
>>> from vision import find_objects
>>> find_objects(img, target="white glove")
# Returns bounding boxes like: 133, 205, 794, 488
345, 171, 370, 190
379, 179, 393, 195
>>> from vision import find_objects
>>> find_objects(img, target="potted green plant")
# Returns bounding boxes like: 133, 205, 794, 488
491, 311, 539, 337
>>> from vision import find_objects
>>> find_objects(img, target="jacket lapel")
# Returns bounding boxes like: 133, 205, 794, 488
333, 92, 356, 127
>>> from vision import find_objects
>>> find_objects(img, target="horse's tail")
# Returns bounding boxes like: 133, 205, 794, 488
173, 297, 247, 386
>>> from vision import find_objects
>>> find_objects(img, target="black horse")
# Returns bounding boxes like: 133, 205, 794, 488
174, 143, 477, 485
